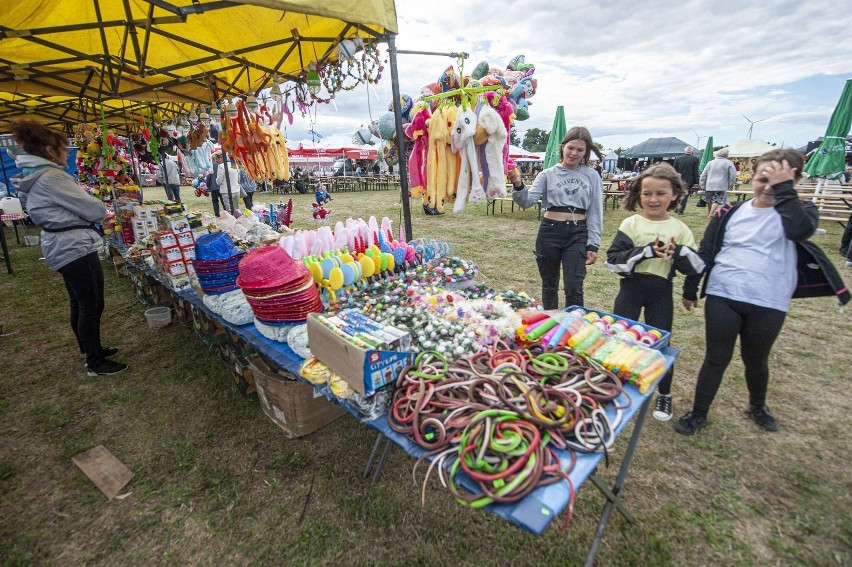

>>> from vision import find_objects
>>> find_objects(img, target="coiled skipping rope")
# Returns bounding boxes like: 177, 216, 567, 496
387, 343, 628, 530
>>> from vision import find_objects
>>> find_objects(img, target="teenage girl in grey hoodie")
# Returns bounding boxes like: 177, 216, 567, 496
12, 121, 127, 376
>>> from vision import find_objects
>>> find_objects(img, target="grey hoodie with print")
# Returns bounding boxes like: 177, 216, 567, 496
15, 154, 106, 271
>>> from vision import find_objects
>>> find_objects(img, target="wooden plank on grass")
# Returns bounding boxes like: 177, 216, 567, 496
72, 445, 134, 500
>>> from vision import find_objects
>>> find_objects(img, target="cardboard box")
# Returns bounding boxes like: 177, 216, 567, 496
176, 230, 195, 247
248, 355, 345, 438
307, 313, 414, 396
166, 259, 187, 277
180, 244, 196, 260
163, 245, 183, 263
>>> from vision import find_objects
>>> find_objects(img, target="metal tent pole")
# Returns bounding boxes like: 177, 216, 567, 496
387, 34, 413, 242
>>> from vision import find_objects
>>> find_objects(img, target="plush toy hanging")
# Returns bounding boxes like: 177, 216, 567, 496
425, 105, 460, 214
405, 107, 431, 199
477, 104, 508, 200
451, 108, 482, 213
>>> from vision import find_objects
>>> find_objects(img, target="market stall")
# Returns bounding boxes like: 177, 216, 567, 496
2, 4, 678, 563
109, 202, 676, 567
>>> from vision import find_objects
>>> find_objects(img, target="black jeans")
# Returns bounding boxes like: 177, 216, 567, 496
211, 191, 226, 216
534, 219, 588, 309
243, 192, 254, 210
613, 274, 675, 396
58, 252, 106, 367
691, 294, 787, 417
840, 213, 852, 259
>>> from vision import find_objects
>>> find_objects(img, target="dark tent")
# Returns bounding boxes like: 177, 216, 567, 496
619, 137, 692, 159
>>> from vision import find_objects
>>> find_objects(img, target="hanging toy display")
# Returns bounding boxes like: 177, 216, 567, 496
354, 54, 539, 216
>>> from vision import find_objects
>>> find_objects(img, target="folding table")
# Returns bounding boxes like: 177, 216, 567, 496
115, 247, 675, 566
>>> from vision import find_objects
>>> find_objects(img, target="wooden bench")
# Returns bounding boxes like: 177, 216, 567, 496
486, 196, 541, 219
798, 191, 851, 227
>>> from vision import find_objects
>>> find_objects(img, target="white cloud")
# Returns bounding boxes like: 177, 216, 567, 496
285, 0, 852, 151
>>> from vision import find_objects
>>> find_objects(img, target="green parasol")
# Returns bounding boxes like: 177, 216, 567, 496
803, 79, 852, 178
543, 106, 567, 169
699, 136, 714, 173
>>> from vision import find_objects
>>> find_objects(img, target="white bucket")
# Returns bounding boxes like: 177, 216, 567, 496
144, 306, 172, 329
24, 235, 40, 246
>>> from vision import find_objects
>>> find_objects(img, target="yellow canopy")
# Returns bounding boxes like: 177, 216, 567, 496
0, 0, 397, 104
0, 92, 188, 134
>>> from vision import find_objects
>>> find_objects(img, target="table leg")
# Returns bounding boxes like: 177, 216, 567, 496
0, 225, 12, 274
584, 393, 653, 567
363, 432, 393, 485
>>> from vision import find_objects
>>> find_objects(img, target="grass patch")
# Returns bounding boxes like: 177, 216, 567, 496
1, 185, 850, 564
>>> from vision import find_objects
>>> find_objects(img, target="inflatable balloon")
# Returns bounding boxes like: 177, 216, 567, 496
380, 139, 399, 167
471, 60, 490, 80
368, 119, 381, 140
352, 125, 373, 146
377, 111, 396, 140
337, 37, 364, 61
388, 94, 414, 123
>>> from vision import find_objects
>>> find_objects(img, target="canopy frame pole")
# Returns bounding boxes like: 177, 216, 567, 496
387, 34, 412, 242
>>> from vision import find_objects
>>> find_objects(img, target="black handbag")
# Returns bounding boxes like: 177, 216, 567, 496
696, 196, 707, 208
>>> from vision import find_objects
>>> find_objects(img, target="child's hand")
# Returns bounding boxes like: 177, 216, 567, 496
508, 168, 522, 189
652, 238, 670, 260
682, 297, 698, 311
764, 159, 797, 186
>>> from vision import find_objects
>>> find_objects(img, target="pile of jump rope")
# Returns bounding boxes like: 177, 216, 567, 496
388, 340, 630, 530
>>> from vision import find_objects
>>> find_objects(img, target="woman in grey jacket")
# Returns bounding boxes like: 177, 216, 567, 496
12, 121, 128, 376
699, 148, 738, 219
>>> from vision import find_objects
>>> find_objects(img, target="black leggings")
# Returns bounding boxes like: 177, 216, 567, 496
691, 294, 787, 417
58, 252, 106, 367
613, 274, 674, 395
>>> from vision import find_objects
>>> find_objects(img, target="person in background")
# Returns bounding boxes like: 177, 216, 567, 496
673, 146, 701, 214
605, 163, 704, 422
699, 148, 737, 219
372, 162, 380, 175
206, 151, 227, 216
594, 161, 604, 178
238, 167, 257, 210
677, 149, 850, 435
155, 154, 181, 203
11, 120, 128, 376
510, 126, 604, 309
216, 157, 241, 214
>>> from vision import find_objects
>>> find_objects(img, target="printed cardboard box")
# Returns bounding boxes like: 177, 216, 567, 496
307, 313, 414, 396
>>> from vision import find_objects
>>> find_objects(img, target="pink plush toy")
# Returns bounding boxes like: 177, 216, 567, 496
483, 91, 515, 175
405, 107, 431, 199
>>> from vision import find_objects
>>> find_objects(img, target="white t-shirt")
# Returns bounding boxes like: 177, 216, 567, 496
706, 201, 797, 312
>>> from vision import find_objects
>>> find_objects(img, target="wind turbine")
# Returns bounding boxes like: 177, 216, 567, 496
694, 131, 706, 149
741, 114, 769, 139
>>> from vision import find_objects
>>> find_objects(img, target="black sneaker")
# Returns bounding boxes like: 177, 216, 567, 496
80, 347, 120, 358
674, 411, 708, 435
87, 359, 128, 377
747, 405, 778, 432
653, 394, 673, 422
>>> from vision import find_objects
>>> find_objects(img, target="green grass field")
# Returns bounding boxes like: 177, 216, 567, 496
1, 185, 850, 566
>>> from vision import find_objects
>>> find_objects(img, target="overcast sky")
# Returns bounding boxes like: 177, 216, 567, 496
284, 0, 852, 152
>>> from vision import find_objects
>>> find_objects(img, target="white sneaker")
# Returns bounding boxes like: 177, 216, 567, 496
846, 261, 852, 268
653, 394, 673, 422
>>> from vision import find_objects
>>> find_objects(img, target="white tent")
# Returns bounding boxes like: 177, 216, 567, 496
509, 145, 542, 161
725, 139, 775, 158
602, 150, 618, 173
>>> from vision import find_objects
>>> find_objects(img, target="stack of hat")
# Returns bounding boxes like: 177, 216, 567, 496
237, 245, 323, 324
192, 232, 245, 295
